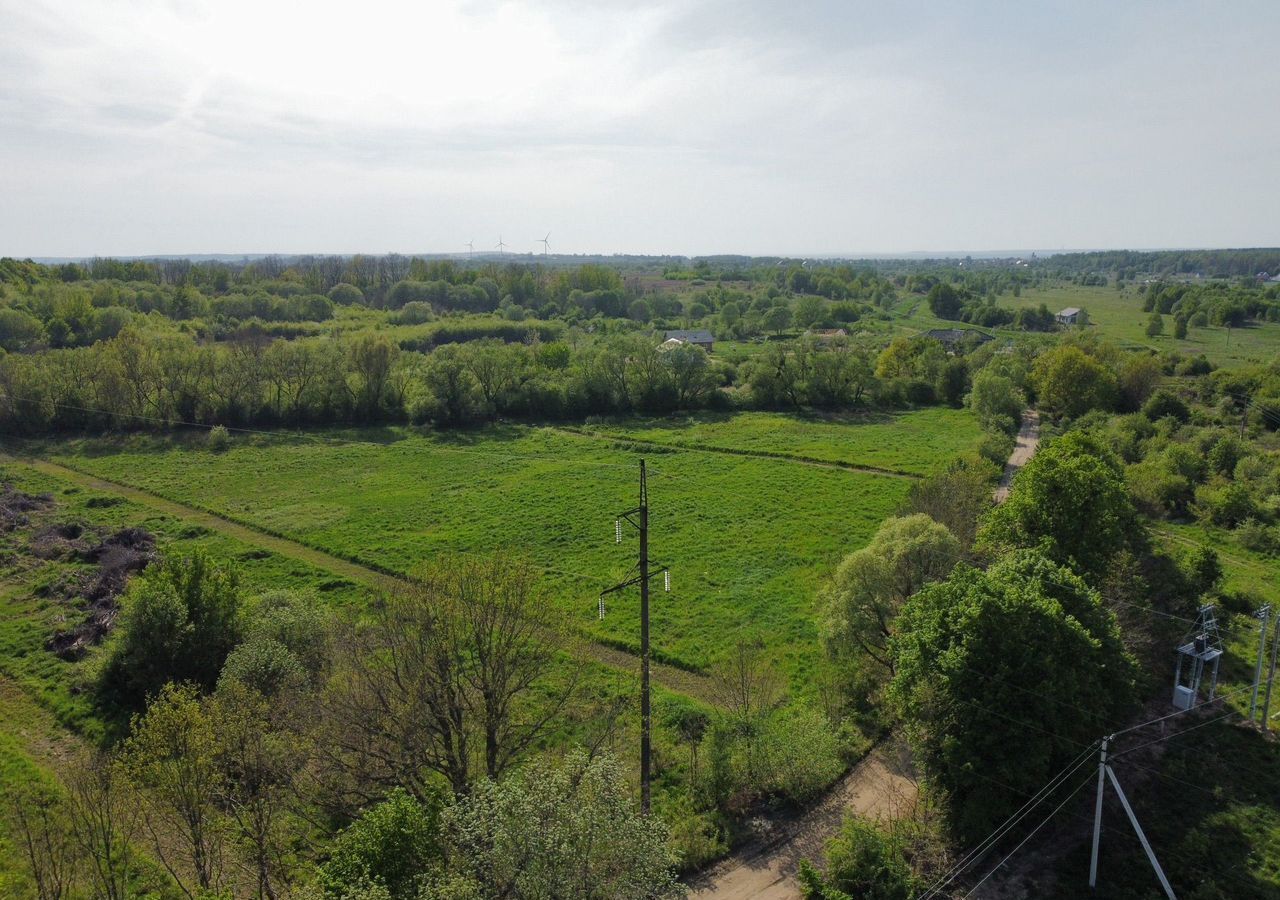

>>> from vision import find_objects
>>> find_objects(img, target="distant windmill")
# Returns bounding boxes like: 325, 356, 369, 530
538, 231, 551, 255
496, 235, 508, 254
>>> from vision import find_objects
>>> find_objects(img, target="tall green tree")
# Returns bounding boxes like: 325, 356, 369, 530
889, 550, 1136, 842
977, 430, 1138, 583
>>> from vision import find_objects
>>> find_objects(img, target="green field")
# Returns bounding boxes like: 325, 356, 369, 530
26, 410, 982, 687
890, 282, 1280, 369
574, 408, 984, 476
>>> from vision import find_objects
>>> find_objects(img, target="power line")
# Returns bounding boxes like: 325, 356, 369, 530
1110, 709, 1242, 760
920, 743, 1098, 899
961, 769, 1098, 899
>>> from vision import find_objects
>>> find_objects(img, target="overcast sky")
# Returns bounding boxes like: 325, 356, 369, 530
2, 0, 1277, 258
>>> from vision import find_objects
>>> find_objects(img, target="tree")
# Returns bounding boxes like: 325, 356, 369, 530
99, 552, 243, 710
1173, 314, 1188, 339
927, 282, 964, 320
8, 785, 79, 900
321, 556, 578, 801
1145, 310, 1165, 337
794, 295, 826, 329
442, 750, 681, 899
349, 333, 400, 417
977, 430, 1138, 583
0, 307, 45, 351
319, 788, 443, 899
819, 514, 960, 677
763, 304, 792, 336
1030, 345, 1117, 419
889, 550, 1136, 842
899, 458, 995, 550
969, 369, 1024, 434
1117, 354, 1163, 412
65, 754, 141, 900
121, 683, 227, 897
211, 681, 310, 900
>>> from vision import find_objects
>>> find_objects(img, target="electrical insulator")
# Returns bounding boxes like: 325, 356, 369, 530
664, 570, 671, 592
615, 520, 622, 543
598, 596, 606, 620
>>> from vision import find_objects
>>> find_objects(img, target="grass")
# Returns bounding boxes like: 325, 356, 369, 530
574, 408, 984, 476
888, 282, 1280, 369
24, 415, 983, 688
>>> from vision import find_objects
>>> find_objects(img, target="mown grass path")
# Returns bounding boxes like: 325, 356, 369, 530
0, 453, 718, 707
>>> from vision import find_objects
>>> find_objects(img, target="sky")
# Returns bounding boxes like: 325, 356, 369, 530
1, 0, 1277, 258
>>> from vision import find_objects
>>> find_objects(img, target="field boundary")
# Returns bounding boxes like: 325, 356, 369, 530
551, 426, 922, 479
0, 452, 718, 706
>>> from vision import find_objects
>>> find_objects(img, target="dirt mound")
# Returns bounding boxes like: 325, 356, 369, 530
0, 483, 54, 532
46, 526, 156, 660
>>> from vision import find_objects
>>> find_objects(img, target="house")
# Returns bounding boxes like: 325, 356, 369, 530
663, 329, 714, 351
923, 328, 993, 351
1056, 307, 1082, 326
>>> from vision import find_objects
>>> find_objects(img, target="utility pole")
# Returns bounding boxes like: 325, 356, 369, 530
1250, 605, 1271, 724
600, 460, 669, 814
1262, 605, 1280, 734
1089, 735, 1110, 889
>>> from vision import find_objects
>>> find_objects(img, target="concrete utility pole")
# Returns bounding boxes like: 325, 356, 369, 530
1263, 605, 1280, 733
1250, 605, 1271, 723
1089, 735, 1110, 889
600, 460, 668, 814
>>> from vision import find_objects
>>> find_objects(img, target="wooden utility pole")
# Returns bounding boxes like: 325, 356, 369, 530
601, 460, 667, 813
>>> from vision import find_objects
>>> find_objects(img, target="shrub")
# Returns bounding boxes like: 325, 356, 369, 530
799, 817, 916, 900
207, 425, 231, 451
319, 788, 444, 899
1143, 390, 1190, 423
1193, 481, 1258, 528
98, 553, 243, 710
1238, 519, 1280, 555
218, 637, 308, 697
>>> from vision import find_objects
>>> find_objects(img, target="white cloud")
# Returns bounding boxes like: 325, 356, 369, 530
1, 0, 1276, 255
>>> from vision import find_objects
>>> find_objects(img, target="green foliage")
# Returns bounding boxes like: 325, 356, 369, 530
441, 750, 681, 899
319, 788, 444, 900
968, 369, 1024, 434
899, 457, 996, 549
1145, 310, 1165, 337
99, 552, 243, 709
820, 514, 960, 677
207, 425, 231, 452
0, 307, 45, 351
889, 550, 1137, 843
1031, 345, 1117, 419
799, 817, 916, 900
978, 430, 1138, 583
218, 637, 307, 697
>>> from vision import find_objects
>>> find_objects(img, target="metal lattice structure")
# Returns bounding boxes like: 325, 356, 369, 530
1172, 605, 1224, 710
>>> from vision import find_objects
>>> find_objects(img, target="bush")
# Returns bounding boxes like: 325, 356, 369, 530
207, 425, 231, 451
98, 552, 243, 710
319, 788, 444, 899
1193, 481, 1258, 528
799, 817, 916, 900
1143, 390, 1190, 423
392, 301, 434, 325
218, 637, 308, 697
1238, 519, 1280, 555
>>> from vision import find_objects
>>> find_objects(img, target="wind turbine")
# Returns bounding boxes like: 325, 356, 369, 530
538, 231, 551, 255
496, 235, 508, 254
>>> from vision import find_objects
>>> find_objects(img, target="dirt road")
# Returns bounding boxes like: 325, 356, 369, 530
994, 409, 1040, 503
686, 739, 918, 898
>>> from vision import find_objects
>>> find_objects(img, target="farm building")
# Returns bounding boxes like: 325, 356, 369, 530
663, 329, 715, 351
1056, 307, 1082, 325
923, 328, 993, 351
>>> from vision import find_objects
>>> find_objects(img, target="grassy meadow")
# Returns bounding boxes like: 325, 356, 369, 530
28, 409, 983, 687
